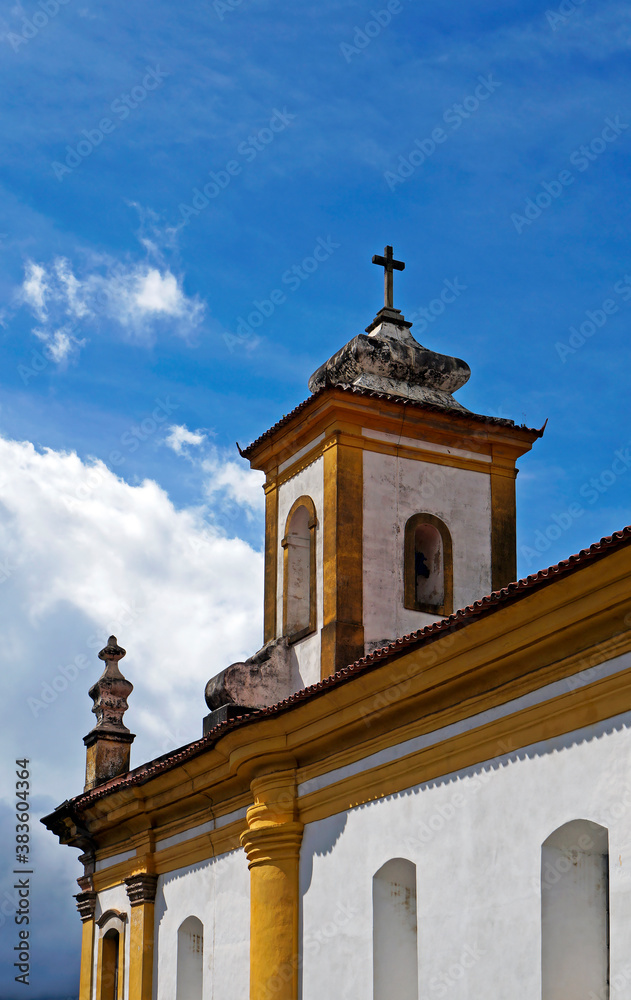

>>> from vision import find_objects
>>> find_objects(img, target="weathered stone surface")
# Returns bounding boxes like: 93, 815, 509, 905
88, 635, 133, 734
203, 636, 293, 725
308, 319, 470, 409
83, 636, 135, 791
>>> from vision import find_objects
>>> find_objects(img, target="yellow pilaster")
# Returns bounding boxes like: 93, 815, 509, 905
124, 873, 158, 1000
490, 449, 518, 591
75, 891, 97, 1000
321, 430, 364, 678
240, 766, 304, 1000
264, 477, 279, 642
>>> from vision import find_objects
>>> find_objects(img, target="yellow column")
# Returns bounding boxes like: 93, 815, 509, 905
240, 766, 304, 1000
321, 430, 364, 678
264, 476, 279, 643
490, 449, 518, 591
124, 873, 158, 1000
75, 890, 97, 1000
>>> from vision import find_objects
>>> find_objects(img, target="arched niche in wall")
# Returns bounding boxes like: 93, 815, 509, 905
96, 910, 126, 1000
373, 857, 419, 1000
176, 915, 204, 1000
404, 513, 453, 616
282, 495, 317, 641
541, 819, 609, 1000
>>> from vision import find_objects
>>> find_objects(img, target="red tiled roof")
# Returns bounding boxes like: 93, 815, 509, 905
240, 383, 544, 458
62, 524, 631, 812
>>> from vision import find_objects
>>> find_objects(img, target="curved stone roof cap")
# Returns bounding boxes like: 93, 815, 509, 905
308, 309, 471, 410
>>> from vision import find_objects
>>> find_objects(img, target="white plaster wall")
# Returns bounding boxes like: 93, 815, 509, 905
277, 455, 324, 689
362, 449, 492, 649
299, 713, 631, 1000
94, 884, 131, 1000
154, 848, 249, 1000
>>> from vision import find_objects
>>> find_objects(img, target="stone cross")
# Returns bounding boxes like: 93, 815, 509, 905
372, 245, 405, 309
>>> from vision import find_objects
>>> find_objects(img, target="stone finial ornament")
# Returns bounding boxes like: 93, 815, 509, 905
83, 636, 135, 792
89, 636, 133, 733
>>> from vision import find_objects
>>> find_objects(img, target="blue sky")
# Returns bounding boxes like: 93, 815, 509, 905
1, 0, 630, 995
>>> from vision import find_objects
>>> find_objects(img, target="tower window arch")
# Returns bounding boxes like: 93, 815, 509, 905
541, 819, 609, 1000
282, 495, 317, 641
404, 513, 453, 615
176, 916, 204, 1000
373, 858, 418, 1000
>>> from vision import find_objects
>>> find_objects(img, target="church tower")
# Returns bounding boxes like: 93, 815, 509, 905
242, 247, 542, 686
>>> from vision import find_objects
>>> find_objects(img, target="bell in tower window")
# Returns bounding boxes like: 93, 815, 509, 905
404, 513, 453, 616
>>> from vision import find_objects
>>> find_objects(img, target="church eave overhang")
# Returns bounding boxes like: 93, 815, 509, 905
241, 383, 544, 468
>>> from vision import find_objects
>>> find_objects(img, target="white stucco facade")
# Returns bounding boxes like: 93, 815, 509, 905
276, 453, 324, 689
91, 850, 249, 1000
299, 702, 631, 999
154, 849, 250, 1000
362, 446, 492, 649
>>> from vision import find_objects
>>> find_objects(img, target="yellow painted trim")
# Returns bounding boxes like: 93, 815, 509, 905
321, 431, 364, 678
246, 387, 538, 476
92, 818, 246, 889
298, 658, 631, 825
78, 918, 95, 1000
274, 432, 499, 487
128, 902, 154, 1000
491, 458, 517, 589
346, 434, 497, 476
282, 494, 317, 640
240, 767, 303, 1000
264, 477, 279, 642
294, 626, 631, 794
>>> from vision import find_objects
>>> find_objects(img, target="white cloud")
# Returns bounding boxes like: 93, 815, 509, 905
0, 433, 264, 799
164, 424, 207, 454
20, 261, 48, 320
0, 432, 264, 994
33, 323, 86, 364
161, 426, 264, 521
17, 253, 206, 362
202, 451, 265, 516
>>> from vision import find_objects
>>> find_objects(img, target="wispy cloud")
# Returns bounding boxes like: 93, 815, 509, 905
163, 423, 264, 520
16, 237, 205, 363
164, 424, 208, 455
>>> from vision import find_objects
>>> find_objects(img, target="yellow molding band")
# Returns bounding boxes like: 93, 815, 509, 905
246, 388, 538, 475
297, 658, 631, 825
293, 627, 631, 793
92, 819, 245, 889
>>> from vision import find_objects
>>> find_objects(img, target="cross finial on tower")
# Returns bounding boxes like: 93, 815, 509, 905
372, 245, 405, 309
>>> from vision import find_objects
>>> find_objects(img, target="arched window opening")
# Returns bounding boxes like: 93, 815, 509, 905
373, 858, 418, 1000
404, 513, 453, 615
176, 916, 204, 1000
542, 820, 609, 1000
100, 929, 119, 1000
96, 910, 126, 1000
282, 496, 317, 641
